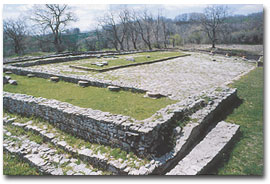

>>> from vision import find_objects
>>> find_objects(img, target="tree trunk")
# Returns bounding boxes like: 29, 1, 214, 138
132, 41, 137, 50
119, 42, 124, 51
164, 40, 167, 48
126, 36, 130, 51
54, 35, 62, 53
212, 29, 216, 48
147, 42, 152, 50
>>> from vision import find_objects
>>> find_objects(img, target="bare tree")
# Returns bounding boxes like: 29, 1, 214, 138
99, 9, 129, 51
3, 18, 28, 55
200, 5, 229, 48
31, 4, 77, 53
126, 9, 140, 50
153, 11, 161, 48
161, 16, 171, 48
135, 9, 154, 50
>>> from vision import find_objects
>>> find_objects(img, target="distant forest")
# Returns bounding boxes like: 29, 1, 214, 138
3, 5, 263, 57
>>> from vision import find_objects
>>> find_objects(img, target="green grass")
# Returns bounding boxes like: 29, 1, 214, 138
65, 51, 186, 69
3, 151, 42, 175
217, 67, 263, 175
4, 74, 175, 120
5, 124, 44, 145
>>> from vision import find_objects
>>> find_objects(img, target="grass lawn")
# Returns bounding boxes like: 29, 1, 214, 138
3, 74, 175, 120
217, 67, 263, 175
66, 51, 186, 69
3, 151, 42, 175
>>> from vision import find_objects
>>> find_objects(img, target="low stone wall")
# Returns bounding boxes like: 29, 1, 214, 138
4, 49, 175, 65
69, 54, 190, 73
3, 66, 147, 94
9, 50, 173, 68
3, 87, 237, 157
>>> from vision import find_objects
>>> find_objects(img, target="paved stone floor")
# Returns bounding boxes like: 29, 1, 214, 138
30, 52, 255, 100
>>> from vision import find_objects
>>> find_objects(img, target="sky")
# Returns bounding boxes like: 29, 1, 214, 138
2, 4, 263, 32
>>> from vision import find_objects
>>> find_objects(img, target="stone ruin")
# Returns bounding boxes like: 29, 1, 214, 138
3, 51, 245, 175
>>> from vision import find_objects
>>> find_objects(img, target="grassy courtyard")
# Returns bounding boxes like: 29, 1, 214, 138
218, 67, 263, 175
3, 74, 175, 120
65, 51, 186, 69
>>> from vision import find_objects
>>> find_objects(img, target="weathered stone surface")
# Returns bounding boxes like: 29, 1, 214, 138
3, 76, 11, 84
27, 74, 35, 78
101, 61, 108, 65
9, 80, 17, 85
126, 57, 135, 62
166, 121, 240, 175
108, 85, 121, 92
145, 91, 163, 99
78, 80, 89, 87
5, 71, 12, 74
96, 63, 104, 67
50, 76, 59, 82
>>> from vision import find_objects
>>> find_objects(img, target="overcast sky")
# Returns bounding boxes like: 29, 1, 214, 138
2, 4, 263, 32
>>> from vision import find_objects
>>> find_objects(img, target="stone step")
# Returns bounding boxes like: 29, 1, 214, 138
3, 126, 106, 175
149, 88, 238, 174
4, 115, 150, 175
166, 121, 240, 175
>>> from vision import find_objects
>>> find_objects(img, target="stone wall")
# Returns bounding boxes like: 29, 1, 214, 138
69, 54, 190, 73
9, 50, 170, 67
3, 87, 237, 157
4, 49, 172, 64
3, 66, 147, 94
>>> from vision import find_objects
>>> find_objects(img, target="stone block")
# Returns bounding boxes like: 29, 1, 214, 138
5, 71, 12, 74
9, 80, 18, 85
101, 61, 108, 65
27, 74, 35, 78
145, 91, 162, 99
3, 76, 10, 84
50, 76, 60, 82
96, 63, 104, 67
78, 81, 89, 87
126, 57, 135, 62
108, 86, 121, 92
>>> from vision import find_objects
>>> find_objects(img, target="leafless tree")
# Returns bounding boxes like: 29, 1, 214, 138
31, 4, 77, 53
135, 9, 154, 50
161, 17, 171, 48
153, 11, 161, 48
3, 18, 28, 55
126, 9, 140, 50
200, 5, 229, 48
99, 9, 129, 51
